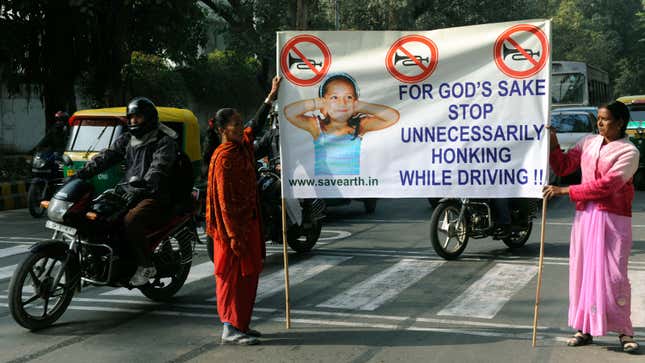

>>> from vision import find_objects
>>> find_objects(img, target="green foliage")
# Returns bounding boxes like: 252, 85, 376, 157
552, 0, 644, 97
0, 0, 207, 118
181, 50, 263, 113
121, 52, 188, 107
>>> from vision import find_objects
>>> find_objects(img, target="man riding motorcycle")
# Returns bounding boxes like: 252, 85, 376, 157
73, 97, 179, 286
32, 111, 69, 153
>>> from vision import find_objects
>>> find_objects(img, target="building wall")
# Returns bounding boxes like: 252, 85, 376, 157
0, 86, 45, 153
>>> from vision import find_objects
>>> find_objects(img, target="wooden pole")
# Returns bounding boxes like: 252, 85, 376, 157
281, 197, 291, 329
532, 197, 548, 347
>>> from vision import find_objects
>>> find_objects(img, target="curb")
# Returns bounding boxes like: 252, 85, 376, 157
0, 180, 28, 211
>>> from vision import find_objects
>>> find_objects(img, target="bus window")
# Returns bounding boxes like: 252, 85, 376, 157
552, 73, 586, 105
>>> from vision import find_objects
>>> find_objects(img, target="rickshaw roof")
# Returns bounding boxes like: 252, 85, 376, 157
617, 95, 645, 105
71, 107, 198, 124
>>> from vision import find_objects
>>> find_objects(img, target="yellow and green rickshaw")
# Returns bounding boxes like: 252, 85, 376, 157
64, 107, 202, 193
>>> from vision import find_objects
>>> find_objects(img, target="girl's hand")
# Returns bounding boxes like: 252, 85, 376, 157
542, 185, 568, 200
314, 97, 327, 114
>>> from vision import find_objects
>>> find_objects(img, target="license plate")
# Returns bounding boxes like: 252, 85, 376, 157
45, 220, 77, 235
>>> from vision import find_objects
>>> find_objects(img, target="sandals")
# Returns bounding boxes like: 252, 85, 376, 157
619, 335, 640, 353
567, 331, 593, 347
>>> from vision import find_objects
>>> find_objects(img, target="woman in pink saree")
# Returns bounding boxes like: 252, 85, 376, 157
544, 101, 640, 353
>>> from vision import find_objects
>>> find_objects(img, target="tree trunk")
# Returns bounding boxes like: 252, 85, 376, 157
296, 0, 308, 30
42, 2, 78, 128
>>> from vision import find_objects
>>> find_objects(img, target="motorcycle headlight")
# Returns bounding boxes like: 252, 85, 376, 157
47, 198, 74, 222
32, 158, 46, 168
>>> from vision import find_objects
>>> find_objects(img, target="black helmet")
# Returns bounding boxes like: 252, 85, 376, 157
126, 97, 159, 138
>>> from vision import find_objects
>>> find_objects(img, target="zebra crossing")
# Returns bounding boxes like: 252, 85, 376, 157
1, 243, 645, 330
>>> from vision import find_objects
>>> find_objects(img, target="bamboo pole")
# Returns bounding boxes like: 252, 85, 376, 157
281, 197, 291, 329
532, 197, 548, 347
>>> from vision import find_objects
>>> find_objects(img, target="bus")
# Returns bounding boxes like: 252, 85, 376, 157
551, 61, 611, 107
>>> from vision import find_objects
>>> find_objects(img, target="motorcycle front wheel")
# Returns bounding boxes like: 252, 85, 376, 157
429, 201, 469, 260
8, 248, 75, 330
287, 220, 322, 254
502, 222, 533, 248
139, 235, 192, 301
27, 181, 48, 218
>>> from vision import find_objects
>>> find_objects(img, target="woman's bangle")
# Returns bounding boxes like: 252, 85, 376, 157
264, 97, 272, 104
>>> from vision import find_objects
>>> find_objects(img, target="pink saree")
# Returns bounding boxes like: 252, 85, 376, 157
569, 202, 633, 336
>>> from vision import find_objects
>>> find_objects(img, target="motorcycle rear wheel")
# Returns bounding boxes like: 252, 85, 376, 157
502, 222, 533, 249
139, 236, 192, 302
28, 181, 47, 218
8, 249, 75, 330
287, 221, 322, 253
430, 201, 469, 260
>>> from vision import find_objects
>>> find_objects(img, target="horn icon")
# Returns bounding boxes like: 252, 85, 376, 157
394, 52, 429, 66
288, 53, 323, 70
503, 43, 540, 61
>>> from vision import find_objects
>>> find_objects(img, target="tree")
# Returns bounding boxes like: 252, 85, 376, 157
181, 50, 263, 114
552, 0, 644, 97
0, 0, 207, 125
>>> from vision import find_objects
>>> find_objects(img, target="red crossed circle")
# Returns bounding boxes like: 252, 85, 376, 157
385, 35, 439, 83
494, 24, 549, 79
280, 35, 332, 86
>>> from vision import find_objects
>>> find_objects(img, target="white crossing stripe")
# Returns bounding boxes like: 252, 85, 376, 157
206, 255, 352, 302
437, 263, 538, 319
629, 270, 645, 327
0, 245, 29, 259
101, 261, 214, 297
317, 259, 444, 311
0, 264, 17, 281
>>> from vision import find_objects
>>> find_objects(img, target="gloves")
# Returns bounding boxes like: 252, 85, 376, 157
123, 188, 145, 208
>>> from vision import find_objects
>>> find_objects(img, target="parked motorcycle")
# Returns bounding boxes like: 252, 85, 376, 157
28, 152, 64, 218
258, 160, 326, 253
429, 198, 538, 260
205, 160, 325, 261
8, 178, 198, 330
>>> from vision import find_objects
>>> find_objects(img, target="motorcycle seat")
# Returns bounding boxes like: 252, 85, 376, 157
144, 213, 192, 242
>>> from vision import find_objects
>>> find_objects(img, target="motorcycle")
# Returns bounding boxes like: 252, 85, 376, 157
8, 178, 198, 330
429, 198, 538, 260
257, 160, 326, 253
28, 152, 64, 218
204, 160, 326, 261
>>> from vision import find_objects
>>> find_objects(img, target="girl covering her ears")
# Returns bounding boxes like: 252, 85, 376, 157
284, 73, 400, 175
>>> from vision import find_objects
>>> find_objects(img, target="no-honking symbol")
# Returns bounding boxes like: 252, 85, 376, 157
280, 35, 332, 86
385, 35, 439, 83
494, 24, 549, 79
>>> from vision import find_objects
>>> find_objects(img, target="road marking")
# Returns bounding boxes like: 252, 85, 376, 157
630, 270, 645, 327
438, 263, 538, 319
317, 259, 443, 311
101, 261, 214, 297
206, 255, 352, 302
0, 245, 29, 258
0, 264, 17, 280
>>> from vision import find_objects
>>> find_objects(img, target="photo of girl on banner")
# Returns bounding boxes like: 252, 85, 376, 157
284, 73, 400, 175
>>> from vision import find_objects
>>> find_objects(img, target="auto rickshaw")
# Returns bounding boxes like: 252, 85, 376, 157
617, 95, 645, 190
63, 107, 201, 193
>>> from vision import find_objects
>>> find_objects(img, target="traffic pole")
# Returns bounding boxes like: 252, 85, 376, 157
281, 197, 291, 329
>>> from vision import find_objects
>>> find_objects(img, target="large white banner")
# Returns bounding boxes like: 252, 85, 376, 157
277, 20, 551, 199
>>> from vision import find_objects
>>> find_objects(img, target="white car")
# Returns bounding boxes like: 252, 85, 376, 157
549, 109, 598, 184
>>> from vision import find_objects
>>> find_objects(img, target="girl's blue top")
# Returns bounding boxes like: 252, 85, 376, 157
313, 128, 361, 175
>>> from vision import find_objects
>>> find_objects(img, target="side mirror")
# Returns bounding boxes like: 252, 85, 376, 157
61, 154, 73, 167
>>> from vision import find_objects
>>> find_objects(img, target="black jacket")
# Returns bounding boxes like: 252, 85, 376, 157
78, 125, 178, 202
254, 127, 280, 166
